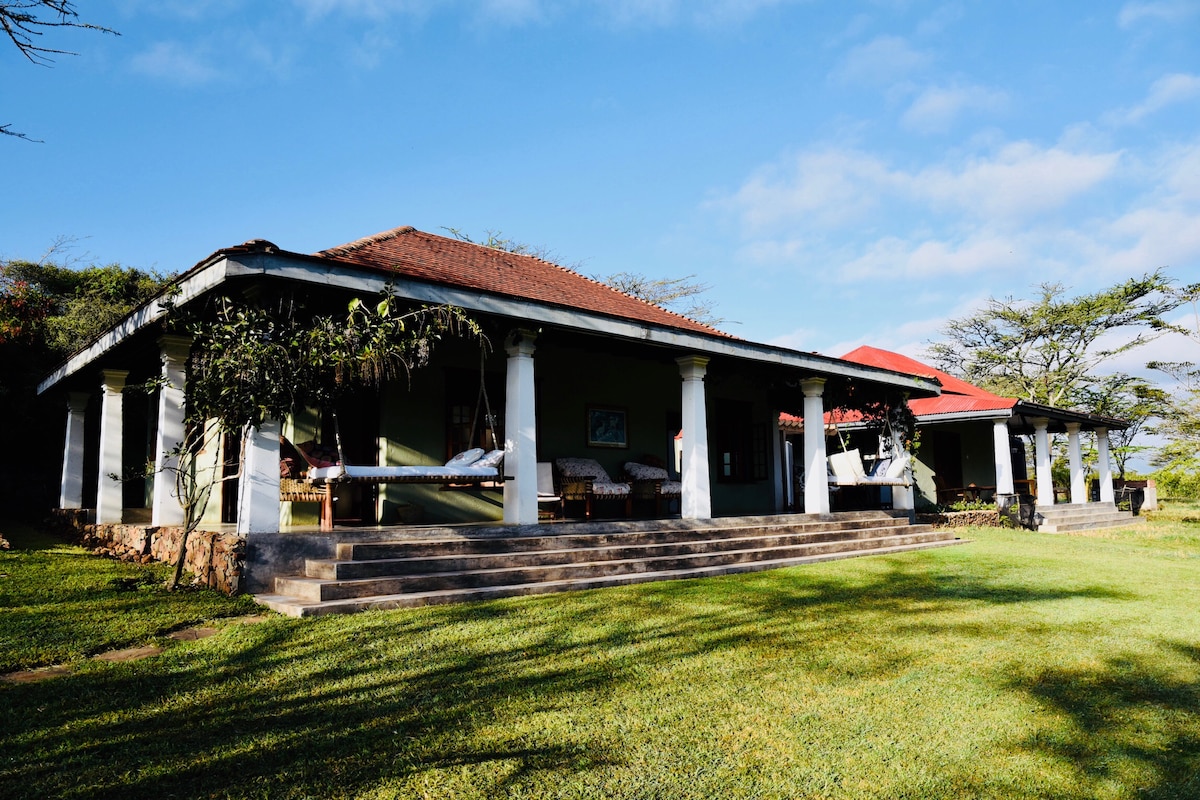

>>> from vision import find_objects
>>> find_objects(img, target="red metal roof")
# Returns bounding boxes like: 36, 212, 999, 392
839, 346, 1017, 417
779, 345, 1016, 429
315, 226, 730, 339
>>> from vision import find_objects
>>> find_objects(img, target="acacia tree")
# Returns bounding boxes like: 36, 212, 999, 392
1078, 373, 1172, 480
1147, 282, 1200, 493
146, 288, 486, 588
3, 1, 118, 140
596, 271, 724, 328
927, 270, 1181, 409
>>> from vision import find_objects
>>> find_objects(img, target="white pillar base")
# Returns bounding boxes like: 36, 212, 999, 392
1096, 427, 1115, 504
1032, 418, 1053, 507
59, 392, 89, 509
992, 418, 1015, 497
678, 356, 712, 520
237, 420, 282, 534
1066, 422, 1085, 504
152, 335, 191, 527
801, 378, 830, 515
96, 370, 129, 525
503, 330, 538, 525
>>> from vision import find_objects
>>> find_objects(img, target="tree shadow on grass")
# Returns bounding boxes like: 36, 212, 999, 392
0, 559, 1166, 799
1001, 641, 1200, 799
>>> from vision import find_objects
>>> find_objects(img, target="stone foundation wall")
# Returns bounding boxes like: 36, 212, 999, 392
916, 509, 1001, 528
48, 510, 245, 595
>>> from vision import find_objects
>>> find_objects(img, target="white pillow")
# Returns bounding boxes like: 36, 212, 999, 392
474, 449, 505, 469
445, 448, 485, 468
885, 453, 910, 479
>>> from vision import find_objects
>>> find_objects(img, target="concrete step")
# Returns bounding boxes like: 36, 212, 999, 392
1033, 502, 1144, 532
1038, 515, 1145, 533
315, 524, 931, 580
333, 515, 908, 561
257, 535, 967, 618
278, 530, 957, 602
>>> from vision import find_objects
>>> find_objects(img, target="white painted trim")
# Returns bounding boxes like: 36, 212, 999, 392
38, 261, 228, 394
39, 252, 939, 397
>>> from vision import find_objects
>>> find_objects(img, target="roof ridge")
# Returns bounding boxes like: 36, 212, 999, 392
411, 227, 732, 338
317, 225, 417, 258
314, 225, 733, 339
544, 257, 730, 337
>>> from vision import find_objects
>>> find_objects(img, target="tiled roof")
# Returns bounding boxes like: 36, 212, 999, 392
315, 226, 730, 338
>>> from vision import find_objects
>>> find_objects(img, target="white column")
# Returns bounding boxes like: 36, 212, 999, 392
59, 392, 89, 509
891, 429, 914, 513
236, 419, 282, 534
96, 369, 129, 524
1066, 422, 1085, 504
801, 378, 830, 515
152, 335, 191, 526
503, 329, 538, 525
1032, 417, 1053, 507
677, 355, 712, 520
1096, 427, 1115, 504
992, 418, 1015, 496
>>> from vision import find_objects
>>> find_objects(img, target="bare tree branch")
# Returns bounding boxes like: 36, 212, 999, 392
3, 1, 118, 141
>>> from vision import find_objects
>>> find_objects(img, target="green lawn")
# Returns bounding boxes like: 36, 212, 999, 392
2, 506, 1199, 799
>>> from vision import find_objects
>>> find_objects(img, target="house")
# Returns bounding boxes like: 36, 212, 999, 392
783, 346, 1142, 530
38, 227, 941, 547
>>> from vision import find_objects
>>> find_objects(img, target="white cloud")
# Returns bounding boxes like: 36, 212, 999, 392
130, 41, 224, 84
1117, 0, 1199, 27
830, 35, 931, 86
837, 232, 1025, 281
724, 148, 899, 232
712, 132, 1200, 298
908, 142, 1121, 219
479, 0, 547, 25
1107, 73, 1200, 125
292, 0, 432, 21
721, 140, 1121, 241
900, 83, 1008, 134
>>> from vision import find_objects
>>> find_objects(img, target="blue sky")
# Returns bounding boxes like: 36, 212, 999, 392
4, 0, 1199, 370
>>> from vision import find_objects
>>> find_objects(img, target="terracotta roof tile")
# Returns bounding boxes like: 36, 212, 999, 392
315, 226, 731, 339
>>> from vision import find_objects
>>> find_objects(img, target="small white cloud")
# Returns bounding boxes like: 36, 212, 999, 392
830, 35, 931, 86
723, 147, 899, 232
1107, 73, 1200, 125
767, 326, 821, 352
836, 233, 1024, 282
130, 41, 223, 84
1117, 0, 1198, 27
910, 142, 1121, 219
292, 0, 432, 21
901, 83, 1008, 134
479, 0, 547, 25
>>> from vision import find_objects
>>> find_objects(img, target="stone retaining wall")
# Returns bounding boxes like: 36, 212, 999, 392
48, 510, 245, 595
916, 509, 1002, 528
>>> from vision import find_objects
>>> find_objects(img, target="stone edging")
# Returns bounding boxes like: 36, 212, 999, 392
47, 510, 245, 595
916, 509, 1001, 528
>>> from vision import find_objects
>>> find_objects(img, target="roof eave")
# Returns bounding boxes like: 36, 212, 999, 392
38, 248, 943, 398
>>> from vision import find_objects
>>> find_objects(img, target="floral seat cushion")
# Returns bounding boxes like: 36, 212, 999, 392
625, 462, 681, 497
555, 457, 631, 497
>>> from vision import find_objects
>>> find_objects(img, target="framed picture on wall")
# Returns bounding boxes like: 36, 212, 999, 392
587, 406, 628, 448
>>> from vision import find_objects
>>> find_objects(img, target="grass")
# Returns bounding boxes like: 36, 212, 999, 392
2, 506, 1200, 799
